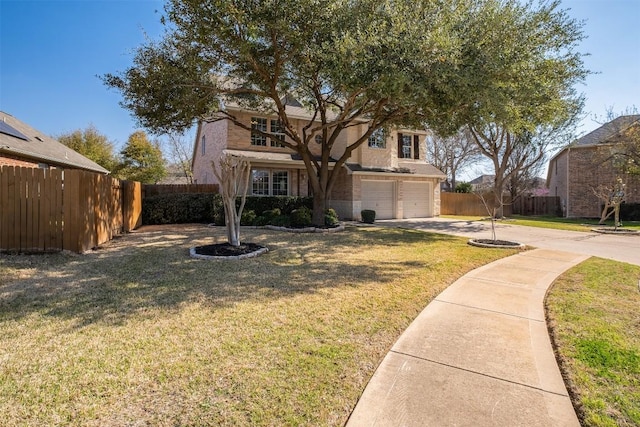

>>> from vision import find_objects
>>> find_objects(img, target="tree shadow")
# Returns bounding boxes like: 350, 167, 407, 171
0, 224, 462, 329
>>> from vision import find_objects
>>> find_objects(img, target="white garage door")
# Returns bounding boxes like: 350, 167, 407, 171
403, 182, 432, 218
361, 180, 394, 219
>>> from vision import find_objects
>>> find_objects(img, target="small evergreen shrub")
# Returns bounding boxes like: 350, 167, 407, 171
361, 209, 376, 224
291, 206, 313, 227
270, 215, 292, 227
241, 210, 257, 226
325, 208, 340, 227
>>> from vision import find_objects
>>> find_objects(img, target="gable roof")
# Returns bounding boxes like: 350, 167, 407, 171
575, 115, 640, 147
0, 111, 109, 174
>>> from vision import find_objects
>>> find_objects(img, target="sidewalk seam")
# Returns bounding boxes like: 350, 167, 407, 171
389, 349, 570, 398
433, 299, 545, 322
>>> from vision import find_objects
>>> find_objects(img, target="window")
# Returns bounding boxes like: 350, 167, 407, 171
251, 117, 268, 146
397, 133, 421, 159
251, 169, 289, 196
201, 135, 206, 155
315, 134, 323, 144
400, 134, 412, 159
270, 119, 285, 147
368, 128, 386, 148
252, 170, 270, 195
272, 171, 289, 195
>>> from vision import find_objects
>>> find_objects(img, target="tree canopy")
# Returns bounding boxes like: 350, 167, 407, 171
57, 126, 118, 172
116, 131, 167, 183
104, 0, 588, 223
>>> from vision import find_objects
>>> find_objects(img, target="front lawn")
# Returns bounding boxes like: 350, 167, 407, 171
546, 258, 640, 427
0, 225, 517, 426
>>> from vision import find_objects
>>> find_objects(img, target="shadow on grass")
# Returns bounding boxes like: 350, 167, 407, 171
0, 224, 460, 329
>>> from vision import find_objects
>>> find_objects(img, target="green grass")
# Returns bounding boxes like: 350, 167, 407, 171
546, 258, 640, 427
0, 225, 517, 426
510, 215, 640, 232
444, 214, 640, 232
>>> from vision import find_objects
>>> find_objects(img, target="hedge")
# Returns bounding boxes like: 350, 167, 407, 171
142, 193, 314, 225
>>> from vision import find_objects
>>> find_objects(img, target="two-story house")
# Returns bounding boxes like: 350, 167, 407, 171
191, 102, 445, 221
547, 115, 640, 218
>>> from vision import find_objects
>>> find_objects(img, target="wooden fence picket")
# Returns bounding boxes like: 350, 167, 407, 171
0, 165, 141, 253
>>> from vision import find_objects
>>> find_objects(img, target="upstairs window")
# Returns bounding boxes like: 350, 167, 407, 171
201, 135, 206, 155
397, 133, 421, 159
368, 128, 386, 148
270, 119, 286, 147
251, 117, 268, 146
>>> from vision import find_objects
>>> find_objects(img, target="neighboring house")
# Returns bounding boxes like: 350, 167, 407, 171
547, 115, 640, 218
0, 111, 109, 173
191, 101, 445, 220
157, 163, 192, 184
468, 174, 495, 191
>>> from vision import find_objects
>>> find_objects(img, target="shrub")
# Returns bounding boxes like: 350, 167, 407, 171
143, 193, 220, 225
270, 215, 291, 227
291, 206, 313, 227
240, 210, 257, 226
325, 208, 340, 227
620, 203, 640, 221
361, 209, 376, 224
455, 182, 473, 193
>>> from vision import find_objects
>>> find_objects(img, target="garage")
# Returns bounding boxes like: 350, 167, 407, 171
361, 180, 395, 219
403, 181, 432, 218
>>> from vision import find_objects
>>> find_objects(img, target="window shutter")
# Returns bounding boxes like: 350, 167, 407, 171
413, 135, 420, 159
397, 133, 403, 158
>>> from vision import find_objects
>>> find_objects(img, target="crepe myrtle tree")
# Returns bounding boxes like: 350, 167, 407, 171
212, 154, 251, 247
103, 0, 475, 226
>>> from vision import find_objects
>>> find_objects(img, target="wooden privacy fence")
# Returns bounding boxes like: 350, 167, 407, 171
144, 184, 218, 197
512, 196, 560, 216
441, 192, 513, 217
0, 166, 142, 253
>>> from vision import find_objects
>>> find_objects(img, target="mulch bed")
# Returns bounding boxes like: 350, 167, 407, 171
193, 242, 266, 257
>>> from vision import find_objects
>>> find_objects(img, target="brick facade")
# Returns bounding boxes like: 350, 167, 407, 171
0, 154, 40, 168
548, 145, 640, 218
192, 109, 445, 219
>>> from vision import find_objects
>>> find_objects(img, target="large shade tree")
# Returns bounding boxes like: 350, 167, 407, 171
103, 0, 471, 225
57, 126, 118, 172
452, 0, 588, 216
117, 131, 167, 183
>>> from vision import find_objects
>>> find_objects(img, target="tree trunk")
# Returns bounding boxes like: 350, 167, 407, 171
312, 191, 327, 226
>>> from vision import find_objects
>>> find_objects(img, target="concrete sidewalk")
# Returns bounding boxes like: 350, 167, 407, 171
347, 249, 589, 427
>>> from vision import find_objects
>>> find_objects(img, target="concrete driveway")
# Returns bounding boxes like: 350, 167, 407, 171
376, 217, 640, 266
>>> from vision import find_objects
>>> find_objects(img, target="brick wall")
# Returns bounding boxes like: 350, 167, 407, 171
567, 146, 640, 217
0, 154, 39, 168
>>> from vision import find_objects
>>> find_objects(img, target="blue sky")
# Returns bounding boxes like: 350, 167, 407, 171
1, 0, 639, 153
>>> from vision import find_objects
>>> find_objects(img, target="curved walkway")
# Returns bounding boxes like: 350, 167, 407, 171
347, 248, 588, 426
347, 219, 638, 425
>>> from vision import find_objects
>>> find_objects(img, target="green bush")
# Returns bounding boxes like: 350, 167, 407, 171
270, 215, 292, 227
361, 209, 376, 224
455, 182, 473, 193
142, 193, 220, 225
241, 210, 257, 226
620, 203, 640, 221
143, 195, 318, 226
325, 208, 340, 227
291, 206, 313, 227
